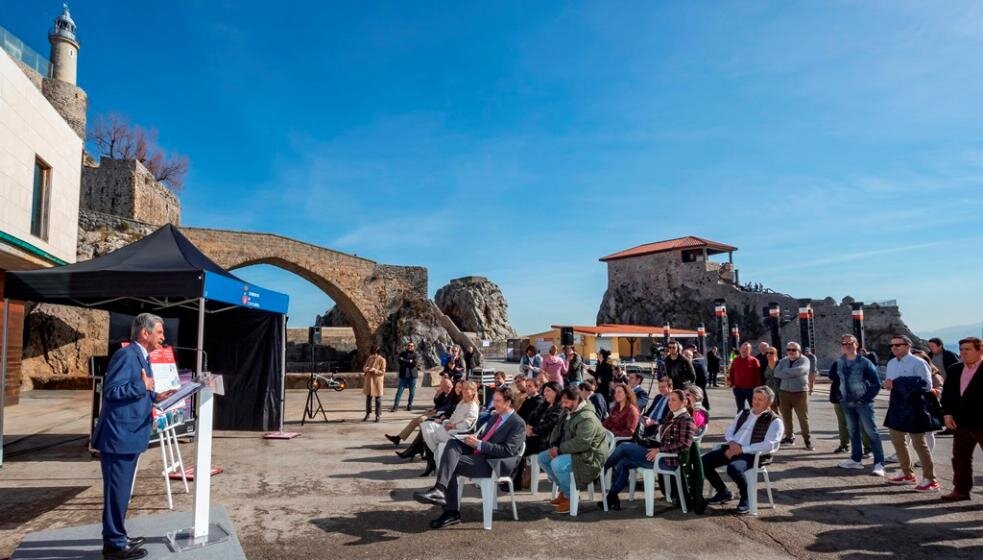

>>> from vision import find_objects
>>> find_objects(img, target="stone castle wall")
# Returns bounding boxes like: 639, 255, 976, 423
81, 157, 181, 226
597, 251, 924, 367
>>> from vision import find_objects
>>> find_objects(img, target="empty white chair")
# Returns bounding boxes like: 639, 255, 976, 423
456, 442, 525, 530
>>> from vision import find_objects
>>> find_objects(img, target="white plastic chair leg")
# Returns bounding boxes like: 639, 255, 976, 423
569, 472, 579, 517
763, 469, 774, 509
745, 469, 759, 515
642, 469, 655, 516
478, 479, 494, 530
529, 457, 541, 495
674, 469, 688, 513
628, 468, 637, 501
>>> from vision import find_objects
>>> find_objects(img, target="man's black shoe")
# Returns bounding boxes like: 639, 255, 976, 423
413, 487, 446, 506
385, 434, 401, 446
429, 510, 461, 529
736, 500, 751, 515
406, 405, 412, 411
102, 544, 148, 559
833, 445, 849, 454
126, 537, 145, 548
599, 491, 621, 511
707, 490, 733, 505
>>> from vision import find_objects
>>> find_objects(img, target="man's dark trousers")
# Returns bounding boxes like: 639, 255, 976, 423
702, 447, 755, 498
436, 439, 493, 511
101, 452, 140, 548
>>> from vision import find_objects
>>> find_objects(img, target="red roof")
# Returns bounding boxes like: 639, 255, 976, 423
600, 236, 737, 262
550, 324, 701, 337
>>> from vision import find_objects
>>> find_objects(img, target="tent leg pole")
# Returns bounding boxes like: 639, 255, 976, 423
195, 298, 205, 375
1, 298, 9, 468
280, 315, 287, 432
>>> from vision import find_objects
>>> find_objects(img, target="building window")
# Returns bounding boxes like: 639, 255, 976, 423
30, 157, 51, 240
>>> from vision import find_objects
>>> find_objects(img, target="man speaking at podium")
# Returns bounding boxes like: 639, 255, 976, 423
92, 313, 174, 559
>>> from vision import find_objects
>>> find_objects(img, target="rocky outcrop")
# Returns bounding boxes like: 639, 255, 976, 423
597, 255, 923, 367
314, 306, 350, 327
20, 211, 154, 384
435, 276, 516, 341
21, 303, 108, 386
376, 298, 458, 370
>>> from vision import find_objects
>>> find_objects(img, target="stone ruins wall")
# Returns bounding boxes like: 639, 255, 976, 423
597, 252, 924, 367
81, 158, 181, 226
41, 77, 86, 139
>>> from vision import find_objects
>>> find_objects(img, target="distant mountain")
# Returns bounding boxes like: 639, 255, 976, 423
918, 322, 983, 348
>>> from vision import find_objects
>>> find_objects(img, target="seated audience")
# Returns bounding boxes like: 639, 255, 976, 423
601, 389, 696, 510
413, 387, 526, 529
628, 372, 649, 410
702, 386, 784, 514
580, 379, 608, 420
419, 381, 481, 475
603, 384, 641, 438
387, 376, 454, 447
537, 386, 609, 514
517, 376, 544, 421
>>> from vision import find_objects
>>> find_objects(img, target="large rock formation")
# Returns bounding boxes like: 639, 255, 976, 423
314, 306, 350, 327
376, 298, 457, 369
597, 252, 923, 367
20, 211, 154, 385
435, 276, 516, 341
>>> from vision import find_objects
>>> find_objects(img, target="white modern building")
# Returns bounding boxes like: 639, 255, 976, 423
0, 7, 85, 405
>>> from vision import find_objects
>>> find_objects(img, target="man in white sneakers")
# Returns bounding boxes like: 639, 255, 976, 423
828, 334, 886, 477
883, 335, 940, 492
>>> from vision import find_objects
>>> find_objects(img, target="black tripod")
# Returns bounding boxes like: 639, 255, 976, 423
301, 344, 328, 425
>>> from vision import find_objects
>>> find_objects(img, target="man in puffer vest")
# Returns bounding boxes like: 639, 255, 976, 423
702, 386, 784, 514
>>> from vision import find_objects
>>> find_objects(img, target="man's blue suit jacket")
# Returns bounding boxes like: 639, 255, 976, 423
92, 343, 156, 455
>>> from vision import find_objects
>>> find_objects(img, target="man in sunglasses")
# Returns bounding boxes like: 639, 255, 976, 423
775, 342, 813, 449
884, 335, 938, 492
828, 334, 886, 476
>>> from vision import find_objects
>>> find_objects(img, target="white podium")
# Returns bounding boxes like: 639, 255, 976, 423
166, 378, 232, 551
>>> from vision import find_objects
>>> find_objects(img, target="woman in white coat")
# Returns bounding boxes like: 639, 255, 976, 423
419, 381, 480, 476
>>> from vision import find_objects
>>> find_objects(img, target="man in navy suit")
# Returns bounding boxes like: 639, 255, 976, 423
413, 386, 526, 528
92, 314, 174, 559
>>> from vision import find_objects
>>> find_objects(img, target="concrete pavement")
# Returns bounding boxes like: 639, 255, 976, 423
0, 375, 980, 559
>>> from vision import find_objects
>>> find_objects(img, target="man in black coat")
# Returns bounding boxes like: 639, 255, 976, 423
414, 387, 526, 528
392, 342, 420, 411
664, 341, 696, 388
940, 337, 983, 502
928, 338, 960, 379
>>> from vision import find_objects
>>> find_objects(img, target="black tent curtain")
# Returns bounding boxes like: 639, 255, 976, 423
109, 305, 284, 432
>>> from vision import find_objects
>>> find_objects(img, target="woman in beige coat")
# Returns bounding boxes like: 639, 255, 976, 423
362, 345, 387, 422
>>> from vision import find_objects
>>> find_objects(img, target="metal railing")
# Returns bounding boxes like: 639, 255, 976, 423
0, 25, 51, 78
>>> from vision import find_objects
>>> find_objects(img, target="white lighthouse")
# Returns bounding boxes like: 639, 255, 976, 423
48, 4, 79, 84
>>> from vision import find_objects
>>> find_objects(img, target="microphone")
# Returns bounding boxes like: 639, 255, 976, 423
163, 343, 209, 374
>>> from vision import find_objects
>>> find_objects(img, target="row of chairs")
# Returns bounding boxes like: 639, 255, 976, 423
449, 426, 776, 529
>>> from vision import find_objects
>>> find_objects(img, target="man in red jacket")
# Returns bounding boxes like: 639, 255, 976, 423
729, 342, 762, 411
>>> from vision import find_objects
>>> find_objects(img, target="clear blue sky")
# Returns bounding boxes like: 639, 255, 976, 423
6, 2, 983, 336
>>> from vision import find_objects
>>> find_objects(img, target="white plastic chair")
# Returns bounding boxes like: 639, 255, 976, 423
456, 442, 525, 530
550, 430, 616, 516
627, 428, 706, 515
743, 451, 775, 515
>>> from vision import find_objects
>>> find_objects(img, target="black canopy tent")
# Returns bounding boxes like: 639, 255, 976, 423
0, 224, 289, 465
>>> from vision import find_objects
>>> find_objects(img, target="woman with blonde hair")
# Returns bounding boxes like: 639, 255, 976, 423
419, 381, 480, 476
541, 344, 569, 385
362, 345, 387, 422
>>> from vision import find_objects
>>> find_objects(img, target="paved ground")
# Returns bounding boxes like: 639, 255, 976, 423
1, 367, 981, 560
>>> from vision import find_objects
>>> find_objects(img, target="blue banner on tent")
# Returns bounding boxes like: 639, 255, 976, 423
203, 271, 289, 314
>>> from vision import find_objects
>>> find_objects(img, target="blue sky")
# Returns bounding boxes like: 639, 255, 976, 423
6, 1, 983, 336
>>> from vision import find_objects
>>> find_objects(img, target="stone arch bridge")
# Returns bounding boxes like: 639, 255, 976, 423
181, 227, 437, 364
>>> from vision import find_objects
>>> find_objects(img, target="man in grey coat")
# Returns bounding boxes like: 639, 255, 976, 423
775, 342, 813, 449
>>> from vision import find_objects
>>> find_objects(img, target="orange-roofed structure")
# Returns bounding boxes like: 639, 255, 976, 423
520, 323, 703, 362
600, 236, 737, 263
